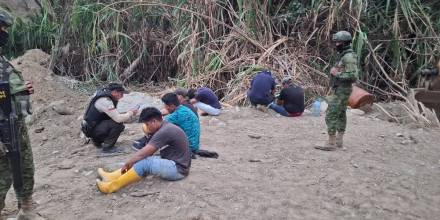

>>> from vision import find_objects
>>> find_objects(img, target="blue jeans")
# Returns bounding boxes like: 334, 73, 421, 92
268, 103, 290, 116
133, 156, 185, 181
194, 102, 221, 116
248, 96, 274, 106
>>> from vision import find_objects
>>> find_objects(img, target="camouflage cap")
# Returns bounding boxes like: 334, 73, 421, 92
332, 31, 352, 42
0, 8, 13, 27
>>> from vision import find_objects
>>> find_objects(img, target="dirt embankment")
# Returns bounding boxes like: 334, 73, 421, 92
2, 50, 440, 220
0, 0, 41, 18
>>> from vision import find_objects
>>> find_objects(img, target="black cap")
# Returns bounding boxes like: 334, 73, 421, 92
107, 83, 128, 93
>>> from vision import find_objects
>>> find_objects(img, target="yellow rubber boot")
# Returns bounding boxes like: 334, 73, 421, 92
98, 168, 122, 182
96, 168, 142, 194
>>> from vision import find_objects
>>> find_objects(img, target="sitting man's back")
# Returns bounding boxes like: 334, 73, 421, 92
247, 70, 276, 106
188, 87, 222, 116
162, 92, 200, 152
280, 83, 305, 114
268, 77, 304, 117
149, 120, 191, 175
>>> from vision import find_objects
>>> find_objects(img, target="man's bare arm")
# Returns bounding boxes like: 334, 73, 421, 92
122, 144, 157, 173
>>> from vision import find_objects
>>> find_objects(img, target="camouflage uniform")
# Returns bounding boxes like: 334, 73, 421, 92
325, 47, 359, 135
0, 55, 35, 212
0, 9, 37, 219
316, 31, 359, 151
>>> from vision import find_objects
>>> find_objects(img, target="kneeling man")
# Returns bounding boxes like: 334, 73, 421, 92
96, 107, 191, 194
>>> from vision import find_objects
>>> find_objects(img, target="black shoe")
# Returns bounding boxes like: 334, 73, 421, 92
195, 149, 219, 158
132, 136, 148, 151
92, 140, 102, 148
102, 146, 125, 154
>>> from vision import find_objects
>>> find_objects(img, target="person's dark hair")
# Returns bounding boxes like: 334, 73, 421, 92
138, 107, 163, 123
161, 93, 180, 106
187, 89, 197, 99
106, 82, 128, 93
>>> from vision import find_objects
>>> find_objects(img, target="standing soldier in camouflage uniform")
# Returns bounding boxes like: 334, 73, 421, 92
0, 9, 43, 220
315, 31, 359, 151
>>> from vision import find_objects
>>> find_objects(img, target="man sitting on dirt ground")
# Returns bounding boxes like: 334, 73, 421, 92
187, 87, 222, 116
175, 88, 198, 116
133, 93, 218, 158
268, 77, 305, 117
247, 70, 276, 112
133, 93, 200, 154
96, 107, 191, 194
81, 83, 138, 153
132, 89, 197, 150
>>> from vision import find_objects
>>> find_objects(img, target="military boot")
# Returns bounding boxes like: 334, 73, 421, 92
336, 132, 344, 148
314, 134, 337, 151
16, 196, 45, 220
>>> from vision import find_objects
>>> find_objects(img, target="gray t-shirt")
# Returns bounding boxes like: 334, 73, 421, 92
148, 121, 191, 175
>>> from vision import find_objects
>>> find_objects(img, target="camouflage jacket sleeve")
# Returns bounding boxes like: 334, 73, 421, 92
1, 56, 27, 95
9, 69, 27, 95
1, 56, 30, 119
335, 52, 359, 82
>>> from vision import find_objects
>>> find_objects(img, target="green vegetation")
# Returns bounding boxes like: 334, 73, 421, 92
4, 0, 440, 104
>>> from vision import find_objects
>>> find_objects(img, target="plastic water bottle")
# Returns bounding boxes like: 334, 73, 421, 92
312, 98, 321, 117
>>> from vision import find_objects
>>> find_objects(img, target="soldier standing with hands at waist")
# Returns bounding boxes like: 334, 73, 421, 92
315, 31, 359, 151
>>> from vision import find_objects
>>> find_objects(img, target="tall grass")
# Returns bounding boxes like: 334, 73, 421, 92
4, 0, 58, 58
6, 0, 440, 104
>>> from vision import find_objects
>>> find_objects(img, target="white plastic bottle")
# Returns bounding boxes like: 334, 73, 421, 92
312, 98, 321, 117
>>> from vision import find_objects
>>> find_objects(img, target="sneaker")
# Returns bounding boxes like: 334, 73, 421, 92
92, 140, 102, 148
191, 152, 197, 159
102, 146, 125, 154
131, 136, 149, 151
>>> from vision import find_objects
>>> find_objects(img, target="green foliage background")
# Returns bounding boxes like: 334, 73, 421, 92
4, 0, 440, 103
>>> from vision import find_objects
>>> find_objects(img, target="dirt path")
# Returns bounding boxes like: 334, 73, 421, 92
2, 50, 440, 220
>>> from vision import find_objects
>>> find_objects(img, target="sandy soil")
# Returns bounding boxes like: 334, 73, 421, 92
2, 50, 440, 220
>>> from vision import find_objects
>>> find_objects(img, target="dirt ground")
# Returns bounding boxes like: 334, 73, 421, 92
2, 50, 440, 220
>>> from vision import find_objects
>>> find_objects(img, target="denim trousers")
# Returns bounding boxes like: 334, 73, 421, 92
194, 102, 221, 116
268, 103, 290, 116
133, 156, 185, 181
